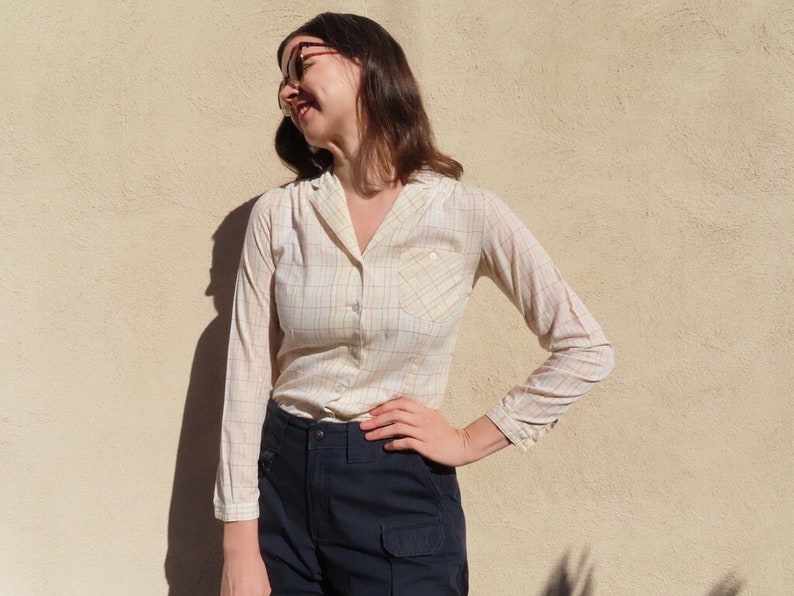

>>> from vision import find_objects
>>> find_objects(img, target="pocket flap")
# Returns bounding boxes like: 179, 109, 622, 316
381, 517, 444, 557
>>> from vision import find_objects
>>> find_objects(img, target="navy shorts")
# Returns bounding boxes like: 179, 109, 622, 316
258, 400, 469, 595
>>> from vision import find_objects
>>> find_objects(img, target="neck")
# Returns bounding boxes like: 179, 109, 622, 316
331, 153, 397, 198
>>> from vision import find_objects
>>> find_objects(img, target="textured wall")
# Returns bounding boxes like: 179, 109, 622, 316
1, 1, 792, 594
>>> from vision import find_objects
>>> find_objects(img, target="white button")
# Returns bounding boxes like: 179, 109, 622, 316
428, 251, 438, 260
351, 302, 360, 313
334, 384, 344, 393
351, 347, 359, 358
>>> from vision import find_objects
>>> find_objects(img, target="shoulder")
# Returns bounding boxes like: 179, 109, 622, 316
249, 175, 323, 219
413, 172, 503, 212
432, 178, 534, 242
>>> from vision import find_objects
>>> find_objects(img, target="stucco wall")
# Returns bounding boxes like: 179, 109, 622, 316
2, 1, 792, 594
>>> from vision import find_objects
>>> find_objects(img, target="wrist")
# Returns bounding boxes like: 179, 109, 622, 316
223, 519, 260, 554
460, 415, 511, 464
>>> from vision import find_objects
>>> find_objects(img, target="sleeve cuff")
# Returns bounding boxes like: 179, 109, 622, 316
486, 404, 557, 452
213, 500, 260, 523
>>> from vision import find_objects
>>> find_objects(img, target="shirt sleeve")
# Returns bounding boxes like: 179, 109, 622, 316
478, 193, 614, 451
214, 196, 279, 521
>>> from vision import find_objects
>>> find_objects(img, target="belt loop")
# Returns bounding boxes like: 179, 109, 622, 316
261, 399, 287, 456
347, 422, 381, 463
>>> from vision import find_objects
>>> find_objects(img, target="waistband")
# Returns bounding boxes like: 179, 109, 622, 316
262, 399, 387, 463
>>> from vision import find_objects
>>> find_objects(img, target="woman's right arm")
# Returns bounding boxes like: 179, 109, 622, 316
221, 520, 271, 596
215, 195, 280, 594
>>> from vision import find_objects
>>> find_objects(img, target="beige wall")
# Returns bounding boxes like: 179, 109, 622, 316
2, 1, 792, 594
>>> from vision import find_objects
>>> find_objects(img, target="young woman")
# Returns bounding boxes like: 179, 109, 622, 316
215, 12, 613, 596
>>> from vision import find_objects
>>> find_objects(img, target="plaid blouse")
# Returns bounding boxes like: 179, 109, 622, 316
214, 171, 614, 521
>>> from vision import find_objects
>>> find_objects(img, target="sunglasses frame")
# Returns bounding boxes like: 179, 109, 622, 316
278, 42, 337, 117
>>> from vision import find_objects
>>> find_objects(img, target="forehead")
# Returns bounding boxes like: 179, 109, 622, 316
280, 35, 326, 72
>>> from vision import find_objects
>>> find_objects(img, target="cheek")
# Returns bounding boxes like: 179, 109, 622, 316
324, 78, 360, 116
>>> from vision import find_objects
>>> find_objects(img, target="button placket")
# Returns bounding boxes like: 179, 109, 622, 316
350, 297, 363, 362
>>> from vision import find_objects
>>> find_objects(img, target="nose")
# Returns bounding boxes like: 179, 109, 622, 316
279, 79, 299, 113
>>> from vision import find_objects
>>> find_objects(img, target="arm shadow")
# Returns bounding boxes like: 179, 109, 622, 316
164, 197, 258, 596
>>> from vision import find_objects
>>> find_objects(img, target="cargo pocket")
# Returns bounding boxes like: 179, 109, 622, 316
398, 248, 464, 322
382, 517, 444, 557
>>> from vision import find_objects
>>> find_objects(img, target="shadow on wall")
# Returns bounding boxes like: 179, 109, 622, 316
540, 550, 595, 596
540, 550, 744, 596
164, 198, 258, 596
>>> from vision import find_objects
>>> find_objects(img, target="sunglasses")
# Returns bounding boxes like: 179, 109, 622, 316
278, 42, 337, 116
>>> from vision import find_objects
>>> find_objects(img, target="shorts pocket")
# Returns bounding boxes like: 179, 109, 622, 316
410, 453, 449, 502
398, 248, 464, 322
382, 517, 444, 557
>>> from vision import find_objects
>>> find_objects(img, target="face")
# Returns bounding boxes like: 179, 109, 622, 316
278, 35, 362, 154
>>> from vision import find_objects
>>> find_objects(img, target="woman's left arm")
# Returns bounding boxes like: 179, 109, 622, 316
473, 192, 615, 451
362, 190, 613, 462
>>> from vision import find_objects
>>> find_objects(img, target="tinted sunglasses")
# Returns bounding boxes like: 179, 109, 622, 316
278, 42, 337, 116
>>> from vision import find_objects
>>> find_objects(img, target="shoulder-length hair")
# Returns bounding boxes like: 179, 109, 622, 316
275, 13, 462, 190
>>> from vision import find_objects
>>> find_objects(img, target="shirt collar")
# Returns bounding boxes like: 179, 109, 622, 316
308, 169, 441, 192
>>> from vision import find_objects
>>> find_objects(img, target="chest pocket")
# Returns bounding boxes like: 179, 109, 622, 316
398, 248, 464, 322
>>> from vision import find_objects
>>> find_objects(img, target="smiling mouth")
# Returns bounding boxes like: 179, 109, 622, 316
295, 101, 316, 119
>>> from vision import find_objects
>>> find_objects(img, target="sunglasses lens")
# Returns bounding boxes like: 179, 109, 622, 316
288, 52, 302, 84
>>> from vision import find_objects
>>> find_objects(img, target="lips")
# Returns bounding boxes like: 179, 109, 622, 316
294, 100, 316, 120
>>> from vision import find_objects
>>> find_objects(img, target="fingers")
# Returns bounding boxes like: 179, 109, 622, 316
361, 421, 418, 442
367, 396, 423, 417
384, 436, 421, 452
360, 398, 433, 447
360, 409, 418, 431
360, 397, 424, 433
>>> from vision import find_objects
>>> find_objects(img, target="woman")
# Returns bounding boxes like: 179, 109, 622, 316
215, 12, 613, 596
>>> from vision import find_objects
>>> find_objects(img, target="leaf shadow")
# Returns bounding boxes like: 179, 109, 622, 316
540, 549, 595, 596
539, 550, 744, 596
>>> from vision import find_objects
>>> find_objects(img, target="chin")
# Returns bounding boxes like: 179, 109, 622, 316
301, 132, 329, 151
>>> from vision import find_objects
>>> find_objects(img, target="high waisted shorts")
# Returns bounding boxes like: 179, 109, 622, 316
257, 399, 469, 595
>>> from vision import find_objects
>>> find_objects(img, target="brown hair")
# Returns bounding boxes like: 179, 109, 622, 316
275, 13, 462, 190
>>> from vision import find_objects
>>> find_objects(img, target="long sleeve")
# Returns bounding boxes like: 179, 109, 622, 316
214, 196, 279, 521
478, 194, 614, 450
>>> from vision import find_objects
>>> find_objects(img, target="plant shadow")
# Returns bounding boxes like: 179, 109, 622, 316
706, 573, 744, 596
540, 550, 595, 596
164, 197, 258, 596
539, 550, 744, 596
